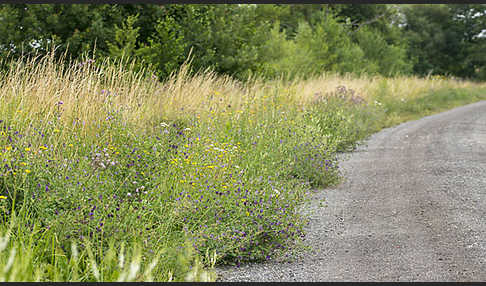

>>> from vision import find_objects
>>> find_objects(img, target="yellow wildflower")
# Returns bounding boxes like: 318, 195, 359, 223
25, 147, 31, 152
25, 169, 31, 174
0, 196, 6, 200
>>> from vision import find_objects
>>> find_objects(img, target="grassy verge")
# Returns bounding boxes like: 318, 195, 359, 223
0, 54, 485, 281
378, 86, 486, 128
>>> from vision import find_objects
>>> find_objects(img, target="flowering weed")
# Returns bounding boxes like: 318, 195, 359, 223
0, 53, 485, 280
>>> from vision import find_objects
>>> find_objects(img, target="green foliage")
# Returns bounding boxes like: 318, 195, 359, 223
136, 16, 187, 79
167, 5, 218, 73
253, 6, 413, 80
0, 4, 425, 81
2, 4, 484, 81
203, 5, 273, 79
257, 21, 293, 79
0, 4, 120, 58
0, 218, 214, 281
354, 26, 412, 76
402, 4, 486, 80
257, 16, 365, 80
309, 16, 365, 75
107, 14, 140, 59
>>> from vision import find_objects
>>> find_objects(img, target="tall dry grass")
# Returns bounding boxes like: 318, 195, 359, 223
0, 52, 483, 137
288, 73, 479, 106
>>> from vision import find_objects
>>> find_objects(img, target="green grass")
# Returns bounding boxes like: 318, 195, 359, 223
377, 87, 486, 128
0, 55, 485, 281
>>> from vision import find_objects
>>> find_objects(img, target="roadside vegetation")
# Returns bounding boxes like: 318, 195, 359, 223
0, 3, 485, 282
0, 53, 485, 281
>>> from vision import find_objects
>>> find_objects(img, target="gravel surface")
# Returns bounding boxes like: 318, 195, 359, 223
216, 100, 486, 282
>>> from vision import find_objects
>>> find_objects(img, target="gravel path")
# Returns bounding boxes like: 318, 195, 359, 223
216, 100, 486, 282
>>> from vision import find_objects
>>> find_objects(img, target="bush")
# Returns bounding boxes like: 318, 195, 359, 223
354, 26, 412, 76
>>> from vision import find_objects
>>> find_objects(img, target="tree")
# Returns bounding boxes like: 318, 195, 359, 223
107, 14, 140, 59
402, 4, 486, 79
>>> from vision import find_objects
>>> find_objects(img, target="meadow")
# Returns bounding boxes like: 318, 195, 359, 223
0, 53, 485, 281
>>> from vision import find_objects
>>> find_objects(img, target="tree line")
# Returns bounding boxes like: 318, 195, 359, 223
0, 4, 485, 81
